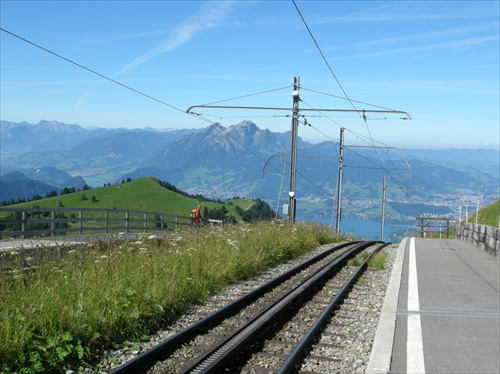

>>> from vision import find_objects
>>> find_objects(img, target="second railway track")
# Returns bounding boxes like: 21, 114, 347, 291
108, 241, 391, 374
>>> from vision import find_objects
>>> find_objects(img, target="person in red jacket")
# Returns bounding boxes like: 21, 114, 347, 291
193, 204, 202, 228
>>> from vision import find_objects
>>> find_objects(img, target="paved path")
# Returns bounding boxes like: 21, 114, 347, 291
368, 237, 499, 374
0, 233, 153, 252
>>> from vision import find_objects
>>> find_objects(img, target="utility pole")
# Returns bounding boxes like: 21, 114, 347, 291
381, 176, 386, 241
288, 76, 300, 222
335, 127, 344, 234
186, 77, 411, 226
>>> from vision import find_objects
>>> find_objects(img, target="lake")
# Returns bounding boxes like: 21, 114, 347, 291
298, 215, 413, 242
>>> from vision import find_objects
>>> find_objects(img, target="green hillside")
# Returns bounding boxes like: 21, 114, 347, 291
469, 200, 500, 227
8, 177, 252, 219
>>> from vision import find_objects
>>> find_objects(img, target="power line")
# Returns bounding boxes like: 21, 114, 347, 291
290, 2, 422, 217
301, 87, 398, 112
297, 102, 425, 217
291, 1, 359, 118
291, 1, 402, 181
201, 86, 291, 106
1, 27, 335, 204
0, 27, 290, 179
0, 27, 208, 122
1, 26, 423, 219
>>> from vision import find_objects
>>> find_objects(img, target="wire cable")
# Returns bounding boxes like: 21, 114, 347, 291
291, 1, 404, 188
201, 86, 291, 106
0, 27, 211, 122
301, 87, 397, 111
291, 1, 359, 118
298, 102, 425, 217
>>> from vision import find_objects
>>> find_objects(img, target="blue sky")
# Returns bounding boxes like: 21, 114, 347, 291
1, 0, 499, 149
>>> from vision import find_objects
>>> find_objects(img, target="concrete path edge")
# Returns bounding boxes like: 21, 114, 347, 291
366, 237, 407, 374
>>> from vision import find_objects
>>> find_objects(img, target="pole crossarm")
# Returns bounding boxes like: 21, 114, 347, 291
186, 105, 412, 120
187, 77, 412, 227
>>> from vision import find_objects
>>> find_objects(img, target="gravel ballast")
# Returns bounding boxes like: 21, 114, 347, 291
97, 242, 398, 373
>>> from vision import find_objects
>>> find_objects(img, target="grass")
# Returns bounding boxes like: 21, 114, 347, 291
467, 200, 500, 228
0, 220, 343, 373
423, 200, 500, 239
348, 249, 388, 270
2, 177, 253, 220
367, 250, 389, 270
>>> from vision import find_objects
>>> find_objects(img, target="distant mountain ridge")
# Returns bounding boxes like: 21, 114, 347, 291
0, 168, 88, 202
1, 120, 498, 222
0, 120, 199, 159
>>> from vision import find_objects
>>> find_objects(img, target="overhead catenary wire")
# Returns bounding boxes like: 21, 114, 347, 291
200, 86, 291, 106
301, 87, 399, 112
291, 1, 360, 119
296, 96, 425, 217
1, 27, 338, 210
304, 117, 424, 217
291, 1, 425, 219
0, 28, 299, 188
299, 100, 411, 177
291, 1, 413, 187
0, 28, 206, 122
2, 24, 424, 223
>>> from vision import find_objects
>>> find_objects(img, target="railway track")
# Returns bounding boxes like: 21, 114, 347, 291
110, 240, 388, 374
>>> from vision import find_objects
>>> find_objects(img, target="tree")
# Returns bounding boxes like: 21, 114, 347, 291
240, 199, 274, 222
45, 190, 58, 198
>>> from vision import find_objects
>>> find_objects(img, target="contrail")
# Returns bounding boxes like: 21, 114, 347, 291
76, 0, 237, 110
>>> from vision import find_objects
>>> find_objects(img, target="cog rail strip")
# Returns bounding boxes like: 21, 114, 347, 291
111, 240, 386, 373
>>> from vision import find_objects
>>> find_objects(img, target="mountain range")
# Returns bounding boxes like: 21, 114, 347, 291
1, 120, 499, 224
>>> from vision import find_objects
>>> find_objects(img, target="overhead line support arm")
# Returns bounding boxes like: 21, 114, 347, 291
186, 105, 412, 120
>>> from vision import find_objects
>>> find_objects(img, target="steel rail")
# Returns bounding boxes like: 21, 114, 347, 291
111, 241, 360, 374
278, 242, 391, 373
177, 241, 377, 373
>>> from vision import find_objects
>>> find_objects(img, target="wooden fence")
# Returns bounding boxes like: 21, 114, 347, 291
0, 207, 193, 239
416, 217, 455, 238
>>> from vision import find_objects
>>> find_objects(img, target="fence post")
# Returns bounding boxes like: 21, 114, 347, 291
175, 216, 179, 230
21, 211, 27, 239
144, 213, 147, 232
79, 210, 83, 235
125, 211, 129, 233
105, 210, 109, 233
51, 211, 55, 237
